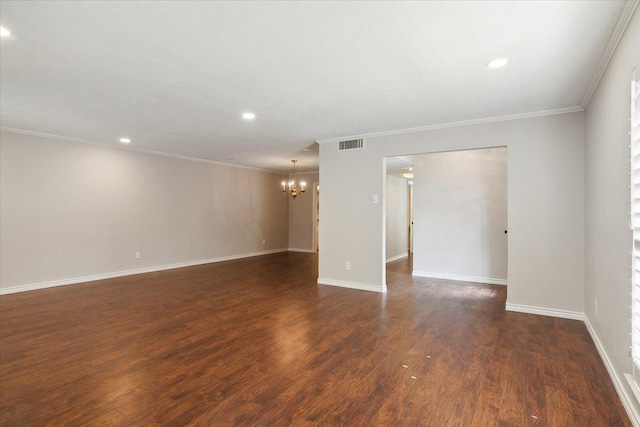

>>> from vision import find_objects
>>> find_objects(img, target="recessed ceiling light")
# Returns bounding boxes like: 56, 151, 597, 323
301, 148, 310, 152
487, 58, 509, 69
242, 112, 255, 120
0, 27, 11, 38
119, 137, 131, 144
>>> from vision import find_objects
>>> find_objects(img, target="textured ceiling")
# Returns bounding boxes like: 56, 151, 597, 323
0, 1, 627, 171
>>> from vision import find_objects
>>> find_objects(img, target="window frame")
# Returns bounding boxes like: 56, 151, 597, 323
630, 68, 640, 386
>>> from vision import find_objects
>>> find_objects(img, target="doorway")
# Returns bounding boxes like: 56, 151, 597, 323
408, 181, 413, 254
385, 147, 508, 286
313, 183, 320, 252
384, 157, 413, 264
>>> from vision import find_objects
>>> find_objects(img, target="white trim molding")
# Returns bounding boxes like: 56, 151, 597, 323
581, 0, 640, 109
317, 278, 387, 293
288, 247, 317, 253
315, 106, 583, 144
386, 253, 409, 263
625, 374, 640, 427
585, 317, 640, 426
412, 270, 507, 286
0, 248, 289, 295
505, 303, 584, 321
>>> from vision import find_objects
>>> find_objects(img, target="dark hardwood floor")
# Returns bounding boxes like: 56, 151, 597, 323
0, 252, 631, 426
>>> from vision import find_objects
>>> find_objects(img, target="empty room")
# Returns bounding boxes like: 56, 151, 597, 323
1, 1, 640, 425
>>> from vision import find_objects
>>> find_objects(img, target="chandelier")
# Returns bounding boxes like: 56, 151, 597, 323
282, 160, 306, 199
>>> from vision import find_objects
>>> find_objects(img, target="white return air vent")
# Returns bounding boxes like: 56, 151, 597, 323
338, 138, 365, 151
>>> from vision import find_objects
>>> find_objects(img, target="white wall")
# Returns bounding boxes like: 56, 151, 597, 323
0, 131, 289, 292
411, 147, 507, 284
584, 7, 640, 424
288, 171, 319, 252
319, 111, 585, 315
385, 174, 408, 261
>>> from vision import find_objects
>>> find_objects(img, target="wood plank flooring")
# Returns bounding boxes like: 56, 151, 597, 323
0, 252, 631, 426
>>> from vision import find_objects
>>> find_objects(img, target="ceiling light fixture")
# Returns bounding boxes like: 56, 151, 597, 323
242, 112, 255, 120
487, 58, 509, 69
281, 160, 306, 199
119, 137, 131, 144
0, 26, 11, 38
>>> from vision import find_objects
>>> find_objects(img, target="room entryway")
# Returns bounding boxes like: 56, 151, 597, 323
385, 147, 508, 288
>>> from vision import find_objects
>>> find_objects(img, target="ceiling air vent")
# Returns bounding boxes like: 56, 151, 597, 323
338, 138, 365, 151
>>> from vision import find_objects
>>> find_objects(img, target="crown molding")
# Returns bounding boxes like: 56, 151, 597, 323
581, 0, 639, 109
0, 126, 280, 174
315, 106, 583, 144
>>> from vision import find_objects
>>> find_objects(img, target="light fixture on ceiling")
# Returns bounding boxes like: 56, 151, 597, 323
487, 58, 509, 69
281, 160, 306, 199
119, 137, 131, 144
402, 172, 414, 179
0, 26, 11, 38
242, 112, 256, 120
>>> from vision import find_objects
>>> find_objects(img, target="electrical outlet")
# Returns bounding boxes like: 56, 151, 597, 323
262, 239, 266, 245
346, 261, 351, 271
595, 299, 598, 316
135, 251, 141, 260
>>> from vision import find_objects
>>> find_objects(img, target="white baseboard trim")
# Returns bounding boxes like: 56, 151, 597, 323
317, 278, 387, 293
386, 253, 408, 263
505, 303, 584, 321
288, 247, 317, 253
0, 248, 289, 295
412, 270, 507, 286
585, 317, 640, 427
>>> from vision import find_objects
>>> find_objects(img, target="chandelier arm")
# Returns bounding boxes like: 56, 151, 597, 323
283, 159, 304, 199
